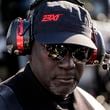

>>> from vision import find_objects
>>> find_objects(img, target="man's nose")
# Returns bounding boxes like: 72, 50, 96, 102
58, 56, 76, 70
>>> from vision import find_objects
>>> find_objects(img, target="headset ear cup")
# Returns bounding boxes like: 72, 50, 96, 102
6, 18, 30, 55
94, 31, 106, 64
6, 18, 18, 54
87, 31, 106, 64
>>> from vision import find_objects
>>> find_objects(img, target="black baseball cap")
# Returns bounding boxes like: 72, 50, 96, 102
32, 1, 97, 49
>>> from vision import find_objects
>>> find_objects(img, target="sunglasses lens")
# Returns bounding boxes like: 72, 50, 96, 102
46, 45, 67, 60
45, 44, 91, 62
72, 47, 90, 62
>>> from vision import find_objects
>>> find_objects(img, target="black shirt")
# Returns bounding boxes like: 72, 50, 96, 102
5, 63, 75, 110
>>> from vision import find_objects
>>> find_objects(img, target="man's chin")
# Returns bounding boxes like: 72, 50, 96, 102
50, 82, 77, 97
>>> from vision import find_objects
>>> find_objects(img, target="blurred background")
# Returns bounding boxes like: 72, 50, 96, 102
0, 0, 110, 109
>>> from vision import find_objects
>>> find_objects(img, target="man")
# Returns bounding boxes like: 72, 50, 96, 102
0, 0, 105, 110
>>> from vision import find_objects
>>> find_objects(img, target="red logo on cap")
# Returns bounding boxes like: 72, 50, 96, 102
41, 14, 63, 22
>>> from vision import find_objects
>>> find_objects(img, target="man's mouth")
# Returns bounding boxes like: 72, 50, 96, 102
55, 77, 77, 84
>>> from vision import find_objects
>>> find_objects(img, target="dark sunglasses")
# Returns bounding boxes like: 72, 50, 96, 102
43, 44, 92, 63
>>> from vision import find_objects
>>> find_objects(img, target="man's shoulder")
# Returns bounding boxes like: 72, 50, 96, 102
74, 87, 105, 110
0, 84, 22, 110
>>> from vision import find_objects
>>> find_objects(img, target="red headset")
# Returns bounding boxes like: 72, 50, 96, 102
6, 17, 31, 55
6, 0, 106, 65
87, 29, 105, 64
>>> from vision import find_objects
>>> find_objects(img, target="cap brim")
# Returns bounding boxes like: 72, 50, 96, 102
35, 32, 97, 49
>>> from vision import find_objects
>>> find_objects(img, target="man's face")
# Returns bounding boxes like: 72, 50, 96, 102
30, 42, 86, 97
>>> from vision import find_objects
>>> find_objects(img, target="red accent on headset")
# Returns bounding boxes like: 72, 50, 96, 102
87, 49, 97, 64
16, 19, 24, 53
86, 32, 98, 64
